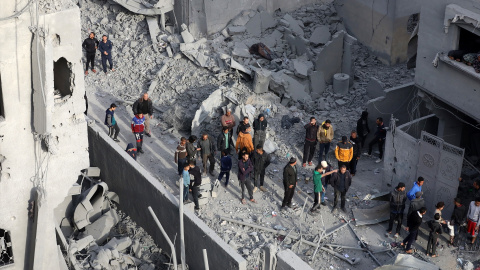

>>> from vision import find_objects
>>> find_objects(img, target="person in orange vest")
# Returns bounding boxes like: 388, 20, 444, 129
335, 136, 353, 170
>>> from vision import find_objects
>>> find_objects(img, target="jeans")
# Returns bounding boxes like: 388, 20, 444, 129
318, 142, 330, 161
333, 189, 346, 209
349, 157, 358, 174
183, 185, 189, 201
202, 154, 215, 173
282, 186, 296, 207
134, 132, 144, 151
253, 171, 265, 187
358, 134, 367, 148
321, 184, 328, 203
403, 230, 418, 251
303, 140, 317, 163
177, 158, 187, 176
218, 171, 230, 185
427, 233, 439, 254
101, 54, 113, 73
240, 179, 254, 200
254, 130, 266, 149
191, 186, 200, 207
108, 123, 120, 139
85, 52, 95, 71
387, 212, 404, 234
368, 138, 385, 159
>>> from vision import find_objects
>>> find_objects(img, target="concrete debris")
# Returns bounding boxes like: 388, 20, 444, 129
309, 71, 326, 98
309, 26, 331, 46
191, 88, 227, 135
229, 58, 252, 75
181, 23, 195, 44
228, 26, 247, 35
366, 77, 385, 98
260, 11, 278, 32
83, 209, 121, 244
277, 249, 314, 270
245, 12, 262, 37
333, 73, 350, 95
375, 254, 439, 270
110, 0, 174, 16
73, 182, 113, 230
293, 58, 313, 79
352, 202, 390, 226
315, 31, 345, 83
146, 16, 160, 43
253, 69, 272, 94
282, 14, 304, 37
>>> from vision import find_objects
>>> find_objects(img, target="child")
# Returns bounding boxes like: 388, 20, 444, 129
310, 165, 337, 213
426, 213, 443, 257
182, 164, 191, 203
125, 143, 137, 160
131, 113, 146, 153
218, 150, 232, 186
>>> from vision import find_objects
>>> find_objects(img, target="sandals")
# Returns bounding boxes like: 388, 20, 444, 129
250, 199, 256, 203
431, 255, 437, 258
241, 199, 246, 204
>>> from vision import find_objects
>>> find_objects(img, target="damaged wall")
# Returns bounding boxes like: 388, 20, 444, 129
335, 0, 421, 65
0, 4, 89, 270
87, 124, 246, 270
414, 0, 480, 123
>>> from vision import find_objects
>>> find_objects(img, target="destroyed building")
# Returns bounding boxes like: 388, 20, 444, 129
1, 0, 480, 269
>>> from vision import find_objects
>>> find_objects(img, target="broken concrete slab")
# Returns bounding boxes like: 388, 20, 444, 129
245, 12, 262, 37
74, 182, 109, 229
333, 73, 350, 95
284, 75, 309, 101
276, 249, 314, 270
293, 59, 312, 79
146, 16, 160, 43
282, 14, 304, 37
310, 71, 326, 98
315, 31, 345, 84
147, 79, 158, 93
366, 77, 385, 98
191, 88, 226, 135
261, 30, 283, 48
309, 26, 331, 46
104, 237, 132, 252
84, 209, 120, 244
232, 42, 251, 58
110, 0, 174, 16
286, 34, 308, 57
229, 58, 252, 75
352, 202, 390, 226
181, 24, 195, 43
253, 69, 272, 94
375, 254, 439, 270
342, 33, 357, 86
260, 11, 277, 32
228, 26, 246, 35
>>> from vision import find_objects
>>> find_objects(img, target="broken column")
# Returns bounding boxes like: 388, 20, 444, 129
341, 34, 357, 86
253, 69, 271, 94
333, 73, 350, 95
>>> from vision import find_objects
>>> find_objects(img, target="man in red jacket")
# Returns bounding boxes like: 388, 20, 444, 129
131, 113, 146, 154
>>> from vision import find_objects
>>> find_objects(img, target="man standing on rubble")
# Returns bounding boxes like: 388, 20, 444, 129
349, 131, 360, 176
221, 108, 236, 134
238, 153, 255, 204
189, 161, 202, 210
335, 136, 353, 170
131, 113, 145, 154
82, 32, 99, 75
236, 117, 254, 154
253, 114, 268, 148
133, 93, 154, 137
317, 120, 334, 161
198, 133, 216, 176
402, 207, 427, 254
356, 111, 370, 148
104, 103, 120, 142
320, 161, 333, 205
386, 182, 406, 238
282, 157, 298, 209
174, 137, 188, 176
302, 117, 319, 167
363, 117, 386, 163
217, 127, 234, 155
252, 145, 271, 192
330, 165, 352, 213
98, 35, 115, 73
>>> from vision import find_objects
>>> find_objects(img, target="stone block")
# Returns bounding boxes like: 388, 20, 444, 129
86, 167, 101, 177
310, 71, 325, 97
84, 209, 120, 244
333, 73, 350, 95
283, 75, 309, 101
276, 249, 314, 270
315, 31, 345, 84
309, 26, 331, 46
146, 16, 160, 43
147, 79, 158, 93
104, 237, 132, 252
253, 69, 272, 94
366, 77, 384, 98
228, 26, 246, 35
260, 11, 277, 32
245, 12, 262, 37
230, 58, 252, 75
181, 29, 195, 43
166, 46, 173, 57
282, 14, 304, 37
293, 59, 312, 79
132, 239, 142, 257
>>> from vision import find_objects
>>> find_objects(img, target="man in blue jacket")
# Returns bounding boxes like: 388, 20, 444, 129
98, 35, 115, 73
407, 177, 424, 201
104, 103, 120, 142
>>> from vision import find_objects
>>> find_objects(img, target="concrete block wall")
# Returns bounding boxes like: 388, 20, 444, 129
0, 5, 89, 270
87, 123, 246, 270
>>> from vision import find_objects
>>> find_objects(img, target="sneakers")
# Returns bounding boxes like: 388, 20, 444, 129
145, 133, 152, 137
194, 206, 200, 210
259, 186, 266, 192
375, 159, 382, 163
113, 138, 120, 142
253, 187, 258, 193
139, 149, 144, 154
321, 202, 327, 206
92, 69, 97, 73
363, 152, 371, 156
302, 163, 306, 167
308, 162, 313, 166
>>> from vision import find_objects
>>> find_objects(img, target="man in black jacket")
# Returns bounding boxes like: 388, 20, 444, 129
356, 111, 370, 148
252, 145, 271, 192
349, 131, 360, 175
386, 182, 406, 238
450, 197, 466, 245
82, 32, 99, 75
133, 93, 154, 137
198, 133, 216, 176
330, 165, 352, 213
426, 213, 443, 257
217, 127, 235, 155
402, 207, 427, 253
253, 114, 267, 149
282, 158, 298, 209
189, 162, 202, 210
364, 117, 386, 163
302, 117, 319, 167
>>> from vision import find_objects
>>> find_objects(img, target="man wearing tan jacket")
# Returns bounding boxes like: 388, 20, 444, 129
317, 120, 334, 161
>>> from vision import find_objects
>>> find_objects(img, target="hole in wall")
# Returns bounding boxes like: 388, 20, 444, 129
53, 57, 73, 99
52, 34, 61, 47
407, 13, 419, 33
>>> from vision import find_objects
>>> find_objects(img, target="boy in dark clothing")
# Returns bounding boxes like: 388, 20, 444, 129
98, 35, 114, 73
356, 111, 370, 148
189, 162, 202, 210
402, 207, 427, 253
387, 182, 407, 238
364, 117, 386, 163
238, 153, 255, 204
303, 117, 319, 167
252, 145, 271, 192
330, 165, 352, 213
125, 143, 137, 160
198, 133, 216, 176
131, 113, 145, 153
174, 137, 188, 176
104, 103, 120, 142
408, 191, 425, 217
217, 127, 235, 155
426, 213, 443, 257
349, 131, 360, 175
282, 158, 298, 209
82, 32, 99, 74
311, 165, 337, 213
218, 150, 232, 186
450, 197, 466, 245
186, 136, 200, 165
253, 114, 268, 148
320, 161, 333, 205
